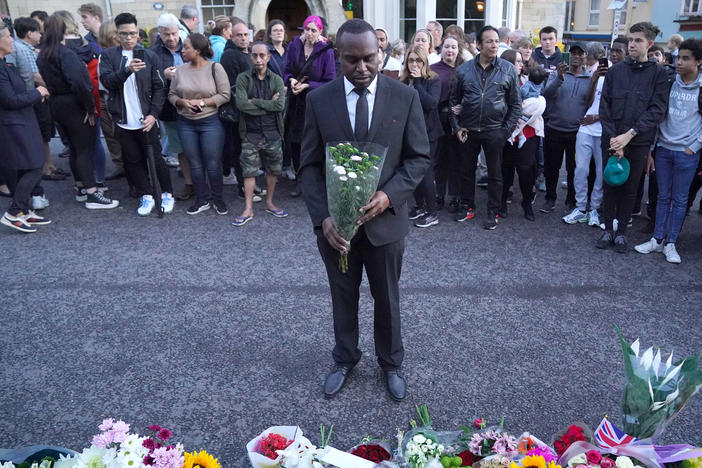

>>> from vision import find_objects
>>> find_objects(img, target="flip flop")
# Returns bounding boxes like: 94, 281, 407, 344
232, 215, 253, 226
265, 208, 288, 218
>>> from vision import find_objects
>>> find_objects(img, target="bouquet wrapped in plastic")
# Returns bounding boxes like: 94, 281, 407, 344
616, 327, 702, 440
325, 142, 388, 272
349, 437, 393, 464
398, 405, 446, 468
246, 426, 302, 468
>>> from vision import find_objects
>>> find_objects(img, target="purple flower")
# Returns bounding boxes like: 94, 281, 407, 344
98, 418, 115, 431
112, 420, 130, 433
143, 438, 158, 451
92, 432, 112, 449
111, 429, 128, 444
148, 425, 162, 432
143, 455, 155, 465
527, 446, 557, 463
157, 428, 172, 441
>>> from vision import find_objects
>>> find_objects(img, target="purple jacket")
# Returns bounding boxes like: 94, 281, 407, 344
283, 36, 335, 90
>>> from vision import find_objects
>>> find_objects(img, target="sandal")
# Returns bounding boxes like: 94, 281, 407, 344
265, 208, 288, 218
232, 215, 254, 226
42, 172, 67, 181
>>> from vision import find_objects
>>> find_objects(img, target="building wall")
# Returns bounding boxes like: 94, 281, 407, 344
518, 0, 565, 40
569, 0, 656, 41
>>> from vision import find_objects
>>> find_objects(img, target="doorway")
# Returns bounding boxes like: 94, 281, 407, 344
267, 0, 310, 43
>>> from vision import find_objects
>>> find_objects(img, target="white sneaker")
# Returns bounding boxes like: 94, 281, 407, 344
161, 192, 174, 214
588, 209, 600, 227
31, 195, 50, 210
634, 237, 663, 254
562, 208, 587, 224
223, 171, 238, 185
282, 167, 297, 181
137, 195, 155, 216
613, 219, 619, 232
164, 155, 179, 167
663, 243, 681, 264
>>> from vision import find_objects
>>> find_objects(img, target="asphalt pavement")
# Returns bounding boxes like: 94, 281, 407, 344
1, 140, 701, 466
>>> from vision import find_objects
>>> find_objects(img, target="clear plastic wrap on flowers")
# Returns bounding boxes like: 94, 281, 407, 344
325, 142, 388, 272
558, 441, 660, 468
616, 327, 702, 440
398, 427, 445, 468
551, 422, 594, 458
246, 425, 302, 468
349, 438, 394, 465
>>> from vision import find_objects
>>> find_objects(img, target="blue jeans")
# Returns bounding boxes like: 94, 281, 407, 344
653, 146, 701, 243
177, 114, 225, 204
93, 117, 106, 183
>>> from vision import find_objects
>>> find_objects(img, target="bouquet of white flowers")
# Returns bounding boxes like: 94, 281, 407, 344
325, 142, 388, 272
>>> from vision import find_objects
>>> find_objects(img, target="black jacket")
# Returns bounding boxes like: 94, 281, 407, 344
599, 57, 669, 147
449, 55, 522, 136
220, 40, 251, 122
150, 36, 183, 121
98, 45, 166, 126
409, 76, 442, 142
36, 44, 95, 113
532, 47, 563, 71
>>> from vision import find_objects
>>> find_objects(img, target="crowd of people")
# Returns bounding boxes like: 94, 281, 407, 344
0, 7, 701, 262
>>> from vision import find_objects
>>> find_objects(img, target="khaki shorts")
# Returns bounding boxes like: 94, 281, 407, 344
241, 137, 283, 178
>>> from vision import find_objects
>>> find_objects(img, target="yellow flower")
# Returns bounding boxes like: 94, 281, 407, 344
548, 461, 563, 468
521, 455, 547, 468
182, 450, 221, 468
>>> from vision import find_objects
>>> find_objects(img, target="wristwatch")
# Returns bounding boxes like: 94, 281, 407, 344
199, 100, 206, 108
629, 128, 638, 137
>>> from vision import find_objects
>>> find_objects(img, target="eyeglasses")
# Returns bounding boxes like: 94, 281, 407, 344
407, 58, 424, 64
118, 31, 139, 38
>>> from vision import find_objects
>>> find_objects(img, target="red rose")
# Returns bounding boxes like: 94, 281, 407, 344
586, 451, 603, 465
555, 441, 566, 456
475, 418, 485, 428
561, 434, 572, 445
600, 457, 616, 468
459, 450, 478, 466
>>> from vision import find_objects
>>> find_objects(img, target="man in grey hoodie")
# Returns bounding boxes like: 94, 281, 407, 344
539, 42, 591, 214
635, 38, 702, 264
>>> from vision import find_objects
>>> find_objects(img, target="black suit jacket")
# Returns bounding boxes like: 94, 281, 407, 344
299, 74, 431, 247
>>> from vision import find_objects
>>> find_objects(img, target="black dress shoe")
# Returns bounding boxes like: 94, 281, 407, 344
523, 203, 535, 221
324, 365, 352, 398
384, 370, 406, 401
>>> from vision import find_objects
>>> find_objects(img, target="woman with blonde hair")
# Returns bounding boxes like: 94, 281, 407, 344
400, 45, 442, 227
205, 14, 232, 62
410, 29, 440, 65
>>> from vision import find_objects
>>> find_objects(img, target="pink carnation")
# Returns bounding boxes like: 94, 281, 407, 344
99, 418, 115, 431
157, 428, 172, 441
92, 432, 113, 449
112, 420, 130, 433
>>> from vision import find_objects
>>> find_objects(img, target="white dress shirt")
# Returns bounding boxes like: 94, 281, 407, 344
344, 75, 378, 133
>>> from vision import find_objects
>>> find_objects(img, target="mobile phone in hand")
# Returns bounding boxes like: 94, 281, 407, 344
133, 49, 145, 62
562, 52, 571, 66
599, 57, 608, 67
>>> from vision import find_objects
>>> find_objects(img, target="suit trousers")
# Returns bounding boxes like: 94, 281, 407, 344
317, 227, 405, 371
458, 129, 504, 217
544, 127, 577, 205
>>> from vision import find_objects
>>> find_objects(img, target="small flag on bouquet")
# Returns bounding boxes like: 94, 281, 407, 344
594, 417, 637, 448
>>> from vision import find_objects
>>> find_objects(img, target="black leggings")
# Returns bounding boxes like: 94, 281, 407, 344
602, 144, 648, 234
502, 137, 537, 207
6, 168, 42, 215
435, 134, 461, 200
413, 140, 438, 213
50, 95, 97, 189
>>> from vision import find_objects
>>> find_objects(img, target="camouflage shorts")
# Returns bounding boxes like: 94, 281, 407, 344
241, 137, 283, 178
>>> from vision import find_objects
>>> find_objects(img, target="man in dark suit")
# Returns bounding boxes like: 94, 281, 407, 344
299, 19, 430, 402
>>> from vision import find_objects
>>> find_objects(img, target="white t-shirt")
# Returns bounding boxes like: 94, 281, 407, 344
117, 49, 144, 130
428, 52, 441, 65
579, 76, 604, 137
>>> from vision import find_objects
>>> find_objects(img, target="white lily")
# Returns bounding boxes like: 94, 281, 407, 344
665, 352, 674, 373
665, 387, 680, 405
631, 338, 640, 357
641, 347, 654, 372
660, 362, 684, 388
652, 349, 661, 378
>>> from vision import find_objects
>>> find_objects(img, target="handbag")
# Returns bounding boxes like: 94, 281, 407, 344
211, 63, 238, 123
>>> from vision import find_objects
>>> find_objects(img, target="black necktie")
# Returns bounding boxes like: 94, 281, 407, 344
354, 87, 369, 142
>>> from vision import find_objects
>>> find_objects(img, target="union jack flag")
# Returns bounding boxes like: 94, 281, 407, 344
594, 418, 637, 449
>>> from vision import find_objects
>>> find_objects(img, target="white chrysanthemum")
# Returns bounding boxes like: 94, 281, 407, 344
350, 155, 362, 162
74, 446, 108, 468
355, 186, 361, 191
413, 434, 426, 444
347, 172, 357, 179
335, 166, 347, 175
1, 463, 16, 468
339, 176, 348, 181
52, 454, 76, 468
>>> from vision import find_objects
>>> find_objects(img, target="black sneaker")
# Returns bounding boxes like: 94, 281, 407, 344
498, 204, 508, 218
415, 213, 438, 228
483, 215, 498, 230
74, 186, 87, 202
213, 200, 228, 215
454, 207, 475, 222
435, 196, 444, 210
506, 190, 513, 204
187, 200, 211, 215
408, 206, 426, 220
614, 234, 628, 254
596, 231, 614, 249
85, 191, 119, 209
539, 199, 556, 213
447, 198, 460, 214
